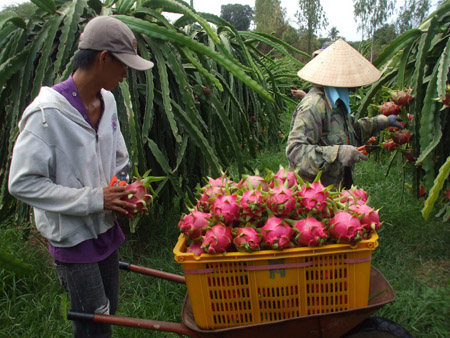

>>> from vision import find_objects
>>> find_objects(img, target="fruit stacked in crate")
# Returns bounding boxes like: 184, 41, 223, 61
178, 168, 381, 255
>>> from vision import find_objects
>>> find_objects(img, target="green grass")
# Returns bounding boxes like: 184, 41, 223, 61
1, 108, 449, 337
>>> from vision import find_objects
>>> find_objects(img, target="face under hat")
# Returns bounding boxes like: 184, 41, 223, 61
297, 38, 381, 87
79, 16, 154, 71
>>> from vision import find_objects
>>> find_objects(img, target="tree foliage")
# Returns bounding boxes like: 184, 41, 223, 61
396, 0, 431, 34
295, 0, 328, 54
220, 3, 253, 31
353, 0, 395, 60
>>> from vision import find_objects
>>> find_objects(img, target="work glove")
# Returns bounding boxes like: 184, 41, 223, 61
387, 115, 404, 129
337, 145, 368, 167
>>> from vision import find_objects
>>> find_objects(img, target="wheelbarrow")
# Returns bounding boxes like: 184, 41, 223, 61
67, 262, 412, 338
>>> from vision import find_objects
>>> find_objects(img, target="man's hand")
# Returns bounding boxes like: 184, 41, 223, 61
290, 86, 307, 100
103, 186, 136, 215
338, 145, 368, 167
387, 115, 404, 129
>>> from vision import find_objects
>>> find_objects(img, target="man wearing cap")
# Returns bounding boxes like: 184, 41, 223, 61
286, 38, 402, 188
8, 16, 154, 337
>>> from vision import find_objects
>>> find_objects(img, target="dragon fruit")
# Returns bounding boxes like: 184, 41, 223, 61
211, 194, 240, 224
382, 138, 398, 151
121, 180, 153, 217
298, 182, 328, 212
233, 227, 262, 252
329, 211, 364, 244
350, 203, 381, 233
391, 88, 414, 107
266, 186, 296, 217
240, 190, 266, 219
380, 101, 401, 116
292, 217, 328, 247
186, 241, 205, 257
339, 188, 367, 206
201, 224, 233, 254
269, 167, 298, 188
393, 130, 412, 145
178, 210, 211, 241
240, 174, 269, 191
261, 216, 293, 250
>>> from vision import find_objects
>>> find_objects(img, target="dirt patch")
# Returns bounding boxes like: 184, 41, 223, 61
415, 259, 450, 286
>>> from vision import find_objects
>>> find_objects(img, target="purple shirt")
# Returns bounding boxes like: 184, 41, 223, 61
48, 75, 125, 263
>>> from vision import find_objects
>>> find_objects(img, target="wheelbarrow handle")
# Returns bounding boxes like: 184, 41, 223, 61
67, 311, 201, 338
119, 261, 186, 284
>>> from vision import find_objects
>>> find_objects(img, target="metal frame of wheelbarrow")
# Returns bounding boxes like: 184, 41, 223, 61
67, 263, 398, 338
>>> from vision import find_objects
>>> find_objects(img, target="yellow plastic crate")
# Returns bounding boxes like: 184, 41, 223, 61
173, 232, 378, 330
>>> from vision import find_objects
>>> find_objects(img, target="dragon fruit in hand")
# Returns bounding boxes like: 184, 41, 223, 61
121, 180, 153, 218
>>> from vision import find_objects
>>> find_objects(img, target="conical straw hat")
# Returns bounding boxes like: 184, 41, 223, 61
297, 38, 381, 87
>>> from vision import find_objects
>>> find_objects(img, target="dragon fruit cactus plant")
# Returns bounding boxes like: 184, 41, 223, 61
292, 217, 328, 247
329, 211, 364, 244
266, 186, 297, 217
186, 241, 205, 257
298, 182, 329, 213
201, 224, 233, 254
261, 216, 293, 250
178, 210, 211, 241
211, 194, 241, 225
233, 227, 262, 252
239, 190, 266, 220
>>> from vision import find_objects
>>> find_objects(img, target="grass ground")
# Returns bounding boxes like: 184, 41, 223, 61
1, 111, 449, 337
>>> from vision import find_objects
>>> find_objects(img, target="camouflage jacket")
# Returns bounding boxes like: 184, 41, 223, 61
286, 86, 388, 188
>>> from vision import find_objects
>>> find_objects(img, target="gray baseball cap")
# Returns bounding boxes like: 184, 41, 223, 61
79, 16, 154, 71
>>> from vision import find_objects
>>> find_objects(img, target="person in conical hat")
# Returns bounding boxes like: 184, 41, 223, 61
286, 38, 403, 188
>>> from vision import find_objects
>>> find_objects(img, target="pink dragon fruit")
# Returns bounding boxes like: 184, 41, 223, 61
186, 241, 205, 256
292, 217, 328, 247
339, 188, 368, 206
391, 88, 414, 107
201, 224, 233, 254
380, 101, 402, 116
329, 211, 364, 244
261, 216, 293, 250
233, 227, 262, 252
211, 194, 240, 224
178, 210, 211, 241
196, 186, 224, 212
266, 186, 296, 217
298, 182, 328, 212
121, 180, 153, 217
349, 203, 381, 233
269, 167, 298, 188
239, 190, 266, 219
207, 174, 235, 188
240, 174, 269, 191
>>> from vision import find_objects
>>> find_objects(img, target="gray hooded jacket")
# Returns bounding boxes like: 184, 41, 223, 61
8, 87, 129, 247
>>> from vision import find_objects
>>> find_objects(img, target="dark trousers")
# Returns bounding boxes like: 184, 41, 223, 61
55, 250, 120, 337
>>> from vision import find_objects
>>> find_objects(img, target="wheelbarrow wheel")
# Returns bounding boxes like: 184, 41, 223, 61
342, 316, 413, 338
